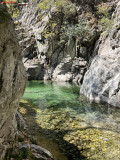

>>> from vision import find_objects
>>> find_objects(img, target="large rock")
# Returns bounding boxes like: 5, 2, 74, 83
0, 7, 27, 159
80, 1, 120, 107
52, 56, 87, 83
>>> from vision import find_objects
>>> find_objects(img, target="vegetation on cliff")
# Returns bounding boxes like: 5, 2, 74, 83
35, 0, 114, 60
0, 4, 10, 23
97, 2, 113, 31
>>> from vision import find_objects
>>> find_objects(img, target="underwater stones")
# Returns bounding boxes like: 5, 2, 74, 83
30, 144, 53, 160
104, 138, 109, 141
16, 143, 54, 160
19, 98, 120, 160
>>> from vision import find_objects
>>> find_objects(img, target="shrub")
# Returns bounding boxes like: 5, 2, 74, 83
98, 17, 112, 31
66, 19, 92, 39
97, 2, 112, 31
12, 7, 21, 18
97, 2, 111, 18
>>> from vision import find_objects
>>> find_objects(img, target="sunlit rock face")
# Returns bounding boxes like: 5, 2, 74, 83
0, 12, 27, 158
80, 1, 120, 107
15, 0, 98, 84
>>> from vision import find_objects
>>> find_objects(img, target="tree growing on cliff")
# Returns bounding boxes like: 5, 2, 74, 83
66, 19, 93, 40
37, 0, 77, 64
97, 2, 112, 31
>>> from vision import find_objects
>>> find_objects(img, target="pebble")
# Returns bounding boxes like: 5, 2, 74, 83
104, 138, 109, 141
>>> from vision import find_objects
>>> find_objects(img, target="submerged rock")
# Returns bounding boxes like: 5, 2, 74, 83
17, 143, 54, 160
30, 144, 53, 160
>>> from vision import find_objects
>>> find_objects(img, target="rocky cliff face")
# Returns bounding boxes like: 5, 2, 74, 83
0, 6, 27, 159
15, 0, 100, 84
80, 1, 120, 107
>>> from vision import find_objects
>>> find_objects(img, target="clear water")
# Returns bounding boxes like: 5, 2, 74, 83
21, 81, 120, 160
22, 81, 120, 131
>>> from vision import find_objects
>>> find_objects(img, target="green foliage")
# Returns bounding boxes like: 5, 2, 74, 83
4, 148, 13, 160
54, 0, 76, 17
0, 8, 10, 23
4, 0, 22, 18
64, 3, 76, 17
66, 19, 92, 39
98, 17, 112, 31
12, 7, 21, 18
37, 0, 68, 11
97, 2, 112, 31
38, 0, 56, 10
37, 0, 77, 49
42, 21, 57, 39
97, 2, 111, 17
37, 0, 76, 20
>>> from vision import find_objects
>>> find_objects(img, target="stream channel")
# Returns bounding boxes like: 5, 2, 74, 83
20, 81, 120, 160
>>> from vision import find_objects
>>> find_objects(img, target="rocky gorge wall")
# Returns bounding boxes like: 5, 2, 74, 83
15, 0, 100, 84
0, 5, 27, 159
80, 0, 120, 107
